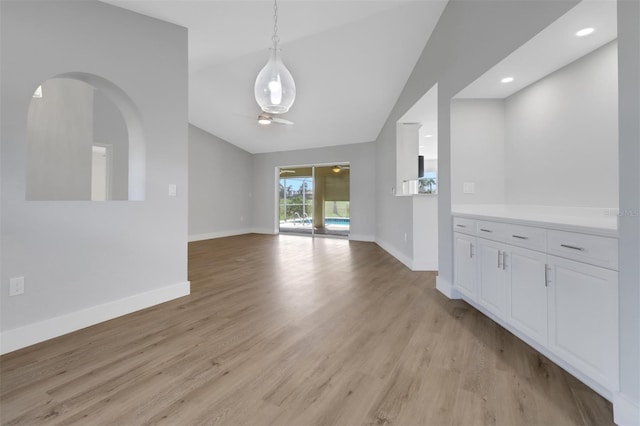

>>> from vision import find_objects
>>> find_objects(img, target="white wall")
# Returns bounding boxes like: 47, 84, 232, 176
251, 142, 376, 242
504, 41, 618, 207
450, 42, 618, 209
26, 79, 93, 200
450, 99, 506, 205
189, 125, 253, 241
413, 196, 438, 271
0, 0, 189, 353
616, 0, 640, 420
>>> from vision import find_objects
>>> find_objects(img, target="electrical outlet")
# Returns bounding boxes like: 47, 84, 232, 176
168, 184, 177, 197
9, 277, 25, 296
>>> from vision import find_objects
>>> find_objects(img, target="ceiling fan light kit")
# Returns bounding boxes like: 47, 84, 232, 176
258, 113, 272, 125
258, 113, 294, 126
255, 0, 296, 115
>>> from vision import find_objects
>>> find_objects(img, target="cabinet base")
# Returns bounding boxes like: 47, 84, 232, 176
436, 276, 461, 299
459, 293, 614, 402
613, 392, 640, 426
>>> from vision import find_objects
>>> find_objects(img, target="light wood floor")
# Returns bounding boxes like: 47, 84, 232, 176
1, 234, 613, 425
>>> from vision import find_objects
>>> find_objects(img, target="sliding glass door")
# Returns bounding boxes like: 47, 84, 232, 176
279, 167, 314, 235
278, 164, 350, 237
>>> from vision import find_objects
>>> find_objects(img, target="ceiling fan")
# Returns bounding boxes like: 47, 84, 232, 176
258, 113, 294, 126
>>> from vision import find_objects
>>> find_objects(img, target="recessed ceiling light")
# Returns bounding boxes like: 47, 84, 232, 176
576, 27, 595, 37
424, 134, 433, 138
501, 77, 514, 83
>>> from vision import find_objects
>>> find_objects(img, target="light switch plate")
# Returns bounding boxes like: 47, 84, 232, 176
168, 184, 177, 197
9, 277, 25, 296
463, 182, 475, 194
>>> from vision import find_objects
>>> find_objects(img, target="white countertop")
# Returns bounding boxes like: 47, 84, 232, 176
451, 204, 619, 236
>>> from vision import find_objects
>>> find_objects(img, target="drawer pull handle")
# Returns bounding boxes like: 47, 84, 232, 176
512, 235, 528, 240
480, 228, 492, 233
456, 224, 466, 228
560, 244, 585, 251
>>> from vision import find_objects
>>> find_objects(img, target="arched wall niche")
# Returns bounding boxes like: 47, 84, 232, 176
26, 72, 145, 201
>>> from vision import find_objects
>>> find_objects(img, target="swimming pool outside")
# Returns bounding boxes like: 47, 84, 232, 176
325, 217, 350, 225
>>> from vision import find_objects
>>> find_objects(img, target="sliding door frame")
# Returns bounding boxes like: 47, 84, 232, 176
275, 162, 350, 238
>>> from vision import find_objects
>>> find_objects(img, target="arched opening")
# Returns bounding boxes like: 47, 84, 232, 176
26, 72, 145, 200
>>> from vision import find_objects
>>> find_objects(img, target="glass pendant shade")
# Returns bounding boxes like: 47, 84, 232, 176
254, 48, 296, 114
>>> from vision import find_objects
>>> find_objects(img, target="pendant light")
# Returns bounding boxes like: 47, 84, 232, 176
254, 0, 296, 114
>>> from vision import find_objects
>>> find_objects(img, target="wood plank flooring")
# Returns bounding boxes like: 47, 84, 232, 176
1, 234, 613, 425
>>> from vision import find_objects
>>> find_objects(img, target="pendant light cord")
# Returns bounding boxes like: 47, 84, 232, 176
272, 0, 280, 48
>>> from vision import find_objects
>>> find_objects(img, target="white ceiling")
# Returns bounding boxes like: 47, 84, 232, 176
101, 0, 448, 153
455, 0, 617, 99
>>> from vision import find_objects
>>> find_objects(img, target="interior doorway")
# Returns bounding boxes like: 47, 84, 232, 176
278, 164, 350, 237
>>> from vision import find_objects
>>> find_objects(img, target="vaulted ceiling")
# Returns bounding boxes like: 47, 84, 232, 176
101, 1, 448, 153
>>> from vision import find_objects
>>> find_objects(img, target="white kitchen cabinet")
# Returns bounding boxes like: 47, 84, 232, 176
451, 211, 619, 400
476, 238, 507, 320
453, 232, 476, 298
506, 246, 548, 345
548, 255, 619, 390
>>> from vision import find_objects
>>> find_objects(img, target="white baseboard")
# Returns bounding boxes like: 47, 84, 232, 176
252, 228, 277, 235
412, 259, 438, 271
189, 229, 251, 242
375, 238, 412, 270
0, 281, 190, 355
614, 392, 640, 426
436, 275, 461, 299
349, 234, 375, 242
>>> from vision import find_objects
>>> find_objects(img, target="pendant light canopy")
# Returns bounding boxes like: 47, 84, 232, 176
255, 0, 296, 114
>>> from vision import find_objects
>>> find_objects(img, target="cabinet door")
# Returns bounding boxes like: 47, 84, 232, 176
506, 247, 548, 345
477, 239, 506, 320
454, 233, 476, 299
548, 256, 619, 390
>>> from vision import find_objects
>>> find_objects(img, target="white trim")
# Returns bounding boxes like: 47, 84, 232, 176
412, 259, 438, 271
436, 275, 461, 299
375, 238, 413, 270
0, 281, 190, 355
252, 228, 277, 235
349, 234, 375, 242
189, 229, 252, 242
613, 392, 640, 426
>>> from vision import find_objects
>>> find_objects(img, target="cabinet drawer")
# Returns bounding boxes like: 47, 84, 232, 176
503, 223, 547, 252
476, 220, 507, 240
453, 217, 476, 235
547, 230, 618, 270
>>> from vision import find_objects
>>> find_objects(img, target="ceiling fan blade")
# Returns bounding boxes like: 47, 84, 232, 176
271, 117, 294, 125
